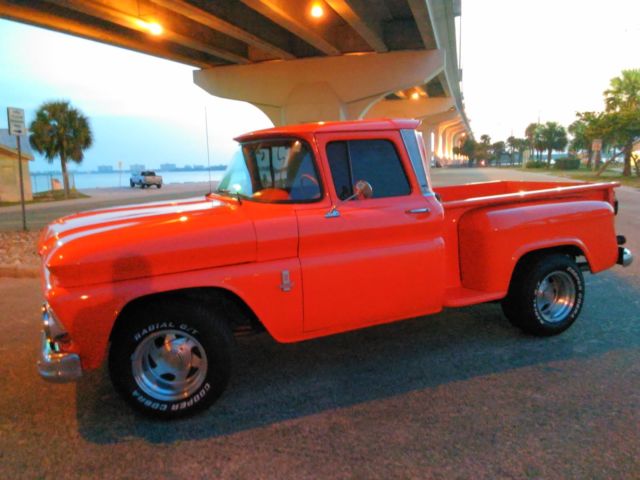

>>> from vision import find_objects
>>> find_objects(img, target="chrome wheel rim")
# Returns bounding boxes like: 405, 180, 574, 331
132, 329, 208, 402
535, 271, 576, 323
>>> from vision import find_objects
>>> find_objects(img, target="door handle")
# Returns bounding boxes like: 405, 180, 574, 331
405, 207, 431, 215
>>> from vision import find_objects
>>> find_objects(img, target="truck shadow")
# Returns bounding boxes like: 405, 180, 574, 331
75, 271, 640, 444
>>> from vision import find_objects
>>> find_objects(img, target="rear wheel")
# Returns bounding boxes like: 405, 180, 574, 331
130, 180, 135, 188
501, 253, 585, 336
109, 299, 233, 419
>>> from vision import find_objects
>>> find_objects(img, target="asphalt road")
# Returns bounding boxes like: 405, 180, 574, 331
1, 168, 638, 479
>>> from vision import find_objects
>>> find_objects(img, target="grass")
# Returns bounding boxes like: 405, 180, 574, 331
0, 189, 90, 207
508, 164, 640, 189
553, 169, 640, 188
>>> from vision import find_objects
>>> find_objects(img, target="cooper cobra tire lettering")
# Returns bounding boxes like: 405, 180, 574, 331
109, 299, 232, 419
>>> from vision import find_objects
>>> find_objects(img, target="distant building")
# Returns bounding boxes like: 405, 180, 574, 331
0, 129, 34, 202
160, 163, 177, 171
130, 164, 145, 174
192, 164, 205, 170
97, 165, 114, 173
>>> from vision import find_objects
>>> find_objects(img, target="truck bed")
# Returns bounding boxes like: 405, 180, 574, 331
434, 180, 616, 206
434, 180, 619, 306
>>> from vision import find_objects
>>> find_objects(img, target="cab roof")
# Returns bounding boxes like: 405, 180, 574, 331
234, 118, 421, 142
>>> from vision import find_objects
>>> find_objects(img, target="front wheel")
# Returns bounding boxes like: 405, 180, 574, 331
501, 253, 585, 336
109, 299, 233, 419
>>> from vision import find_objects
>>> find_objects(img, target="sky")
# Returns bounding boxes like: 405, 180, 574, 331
0, 18, 271, 172
0, 0, 639, 171
461, 0, 640, 141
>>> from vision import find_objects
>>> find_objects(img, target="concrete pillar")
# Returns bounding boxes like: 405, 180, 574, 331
452, 130, 466, 162
436, 119, 460, 164
416, 110, 458, 167
194, 50, 445, 126
443, 123, 464, 162
417, 124, 436, 167
450, 127, 467, 163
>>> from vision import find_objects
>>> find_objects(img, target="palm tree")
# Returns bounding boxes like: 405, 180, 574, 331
29, 101, 93, 198
603, 69, 640, 176
525, 122, 539, 159
507, 136, 517, 164
604, 69, 640, 112
491, 141, 506, 165
513, 138, 528, 164
538, 121, 568, 166
568, 113, 596, 168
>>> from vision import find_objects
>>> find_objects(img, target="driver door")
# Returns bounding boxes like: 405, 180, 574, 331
296, 131, 445, 333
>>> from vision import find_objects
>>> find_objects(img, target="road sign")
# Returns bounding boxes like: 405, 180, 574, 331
6, 107, 28, 230
592, 139, 602, 152
7, 107, 26, 136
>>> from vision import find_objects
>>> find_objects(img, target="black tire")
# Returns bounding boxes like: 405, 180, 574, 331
156, 184, 162, 189
109, 298, 233, 419
130, 180, 135, 188
141, 183, 148, 189
501, 253, 585, 336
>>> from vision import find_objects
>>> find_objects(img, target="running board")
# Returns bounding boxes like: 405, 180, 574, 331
444, 288, 506, 308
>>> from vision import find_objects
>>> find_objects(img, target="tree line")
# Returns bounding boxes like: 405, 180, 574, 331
455, 69, 640, 176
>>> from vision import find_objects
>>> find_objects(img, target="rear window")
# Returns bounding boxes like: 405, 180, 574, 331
326, 139, 411, 200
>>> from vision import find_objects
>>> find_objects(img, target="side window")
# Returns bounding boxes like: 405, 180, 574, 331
326, 139, 411, 199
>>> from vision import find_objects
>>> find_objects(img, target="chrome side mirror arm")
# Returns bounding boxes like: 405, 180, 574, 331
324, 180, 373, 219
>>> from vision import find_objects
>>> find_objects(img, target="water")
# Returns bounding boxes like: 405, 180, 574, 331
30, 170, 226, 193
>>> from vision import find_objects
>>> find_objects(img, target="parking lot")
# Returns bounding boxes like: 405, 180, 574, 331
1, 168, 638, 479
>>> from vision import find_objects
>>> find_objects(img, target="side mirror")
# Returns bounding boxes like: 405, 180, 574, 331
353, 180, 373, 200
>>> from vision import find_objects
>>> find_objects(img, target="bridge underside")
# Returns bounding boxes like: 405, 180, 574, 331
0, 0, 470, 164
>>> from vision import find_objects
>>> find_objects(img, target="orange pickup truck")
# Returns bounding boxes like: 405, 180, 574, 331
37, 119, 633, 418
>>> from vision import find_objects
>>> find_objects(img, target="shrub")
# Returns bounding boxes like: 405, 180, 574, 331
553, 156, 581, 170
526, 160, 547, 168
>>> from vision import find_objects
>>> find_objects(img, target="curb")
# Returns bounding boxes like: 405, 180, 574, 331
0, 265, 39, 278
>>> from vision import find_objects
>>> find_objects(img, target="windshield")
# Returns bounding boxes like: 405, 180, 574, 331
217, 138, 322, 203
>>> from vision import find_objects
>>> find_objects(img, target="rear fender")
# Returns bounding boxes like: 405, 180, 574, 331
458, 200, 618, 293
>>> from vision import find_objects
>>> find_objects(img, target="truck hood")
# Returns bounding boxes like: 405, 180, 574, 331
39, 195, 256, 288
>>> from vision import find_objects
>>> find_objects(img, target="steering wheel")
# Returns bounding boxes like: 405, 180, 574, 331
299, 173, 319, 189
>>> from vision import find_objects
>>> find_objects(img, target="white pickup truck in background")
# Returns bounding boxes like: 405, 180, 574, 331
130, 171, 163, 189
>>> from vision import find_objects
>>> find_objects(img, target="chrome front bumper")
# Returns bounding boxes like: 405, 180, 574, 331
37, 304, 82, 382
617, 247, 633, 267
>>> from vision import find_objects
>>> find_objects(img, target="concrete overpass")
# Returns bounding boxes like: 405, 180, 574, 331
0, 0, 471, 164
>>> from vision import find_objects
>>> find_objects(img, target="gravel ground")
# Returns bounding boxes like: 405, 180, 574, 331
0, 231, 40, 269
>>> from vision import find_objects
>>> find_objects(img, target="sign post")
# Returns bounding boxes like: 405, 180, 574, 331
7, 107, 27, 231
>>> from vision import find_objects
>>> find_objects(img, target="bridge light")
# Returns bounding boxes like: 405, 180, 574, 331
310, 3, 324, 18
147, 22, 164, 35
135, 19, 164, 36
411, 92, 420, 100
